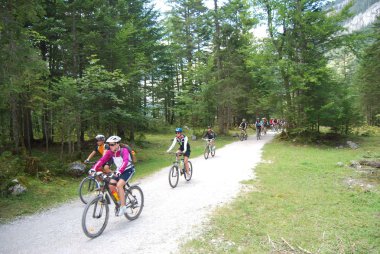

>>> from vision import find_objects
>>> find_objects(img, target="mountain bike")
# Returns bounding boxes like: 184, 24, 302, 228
239, 127, 248, 141
256, 126, 261, 140
78, 162, 100, 204
168, 153, 193, 188
203, 138, 215, 159
82, 172, 144, 238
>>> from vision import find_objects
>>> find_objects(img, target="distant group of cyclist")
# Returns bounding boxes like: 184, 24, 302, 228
239, 117, 286, 138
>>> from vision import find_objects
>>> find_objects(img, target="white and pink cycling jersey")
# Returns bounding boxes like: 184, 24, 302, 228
92, 147, 133, 174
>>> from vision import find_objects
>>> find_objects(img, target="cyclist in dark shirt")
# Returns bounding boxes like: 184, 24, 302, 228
203, 126, 216, 150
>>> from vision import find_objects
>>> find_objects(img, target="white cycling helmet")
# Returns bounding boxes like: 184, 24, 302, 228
106, 135, 121, 143
95, 134, 105, 141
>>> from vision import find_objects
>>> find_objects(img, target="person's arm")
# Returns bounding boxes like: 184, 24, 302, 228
117, 148, 130, 174
167, 138, 177, 152
92, 150, 112, 172
86, 151, 96, 161
182, 136, 188, 153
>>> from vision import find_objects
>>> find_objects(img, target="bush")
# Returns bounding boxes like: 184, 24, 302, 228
352, 125, 380, 137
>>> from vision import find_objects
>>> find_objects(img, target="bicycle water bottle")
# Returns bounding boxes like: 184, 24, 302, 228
111, 190, 119, 202
180, 159, 184, 169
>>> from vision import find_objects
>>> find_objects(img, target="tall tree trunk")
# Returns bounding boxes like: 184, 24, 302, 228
10, 95, 20, 153
143, 77, 147, 116
43, 112, 49, 152
76, 114, 82, 153
23, 106, 33, 155
214, 0, 222, 80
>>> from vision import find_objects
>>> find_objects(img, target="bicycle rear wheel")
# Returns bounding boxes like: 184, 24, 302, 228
82, 195, 109, 238
124, 185, 144, 220
79, 177, 100, 204
169, 166, 179, 188
184, 161, 193, 181
204, 146, 209, 159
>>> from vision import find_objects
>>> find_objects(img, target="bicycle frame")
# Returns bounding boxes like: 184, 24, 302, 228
203, 138, 214, 152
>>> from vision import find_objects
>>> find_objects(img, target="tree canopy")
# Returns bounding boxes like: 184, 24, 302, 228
0, 0, 378, 154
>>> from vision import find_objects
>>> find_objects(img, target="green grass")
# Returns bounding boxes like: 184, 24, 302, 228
181, 135, 380, 254
0, 133, 236, 222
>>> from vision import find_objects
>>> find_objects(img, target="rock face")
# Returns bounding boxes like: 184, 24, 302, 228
8, 179, 27, 196
344, 2, 380, 33
67, 162, 86, 177
332, 0, 380, 33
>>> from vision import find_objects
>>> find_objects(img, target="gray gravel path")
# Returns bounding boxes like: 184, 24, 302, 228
0, 133, 273, 254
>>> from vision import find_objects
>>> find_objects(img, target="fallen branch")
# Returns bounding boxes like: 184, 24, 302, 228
298, 245, 313, 254
281, 237, 295, 251
267, 234, 276, 250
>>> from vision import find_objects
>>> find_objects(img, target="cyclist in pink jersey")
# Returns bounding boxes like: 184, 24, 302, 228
90, 135, 135, 216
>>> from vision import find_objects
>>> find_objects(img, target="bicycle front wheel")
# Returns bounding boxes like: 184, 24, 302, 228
239, 133, 244, 141
204, 146, 209, 160
79, 177, 100, 204
82, 195, 109, 238
169, 166, 179, 188
124, 186, 144, 220
184, 161, 193, 181
211, 146, 216, 157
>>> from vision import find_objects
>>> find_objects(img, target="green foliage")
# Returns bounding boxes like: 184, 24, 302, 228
355, 16, 380, 126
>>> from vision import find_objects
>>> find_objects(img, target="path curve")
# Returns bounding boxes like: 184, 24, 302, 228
0, 133, 274, 254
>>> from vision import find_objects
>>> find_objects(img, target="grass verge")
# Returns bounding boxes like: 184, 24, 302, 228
181, 135, 380, 253
0, 133, 237, 222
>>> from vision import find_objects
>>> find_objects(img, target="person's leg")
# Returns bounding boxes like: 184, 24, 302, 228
176, 150, 182, 161
117, 179, 126, 206
103, 164, 111, 174
184, 155, 189, 174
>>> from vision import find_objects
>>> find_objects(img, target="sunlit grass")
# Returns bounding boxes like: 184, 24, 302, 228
181, 136, 380, 253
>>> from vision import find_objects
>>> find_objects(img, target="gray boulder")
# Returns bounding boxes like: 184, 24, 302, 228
347, 141, 359, 149
8, 179, 27, 196
349, 160, 361, 169
67, 162, 86, 177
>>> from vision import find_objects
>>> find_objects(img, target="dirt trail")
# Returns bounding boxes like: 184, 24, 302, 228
0, 133, 274, 254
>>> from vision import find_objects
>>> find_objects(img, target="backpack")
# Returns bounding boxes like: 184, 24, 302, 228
120, 143, 137, 164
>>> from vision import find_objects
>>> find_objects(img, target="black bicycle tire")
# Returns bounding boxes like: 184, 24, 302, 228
82, 195, 109, 238
169, 166, 179, 188
124, 185, 144, 221
204, 146, 209, 159
184, 161, 193, 181
79, 177, 99, 204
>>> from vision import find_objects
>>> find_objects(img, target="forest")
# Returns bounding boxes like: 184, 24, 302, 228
0, 0, 379, 157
